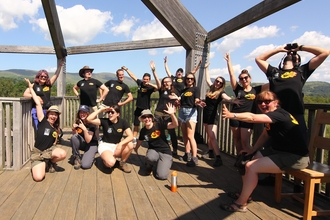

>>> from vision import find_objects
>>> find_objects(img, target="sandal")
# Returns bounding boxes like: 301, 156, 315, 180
220, 201, 247, 213
227, 191, 252, 203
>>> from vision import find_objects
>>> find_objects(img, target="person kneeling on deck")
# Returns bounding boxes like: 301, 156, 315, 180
24, 78, 66, 182
134, 104, 178, 180
71, 105, 98, 170
87, 105, 134, 173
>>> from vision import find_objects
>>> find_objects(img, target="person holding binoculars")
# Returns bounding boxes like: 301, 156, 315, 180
255, 43, 330, 188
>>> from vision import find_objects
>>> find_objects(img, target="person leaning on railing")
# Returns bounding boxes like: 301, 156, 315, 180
24, 78, 66, 182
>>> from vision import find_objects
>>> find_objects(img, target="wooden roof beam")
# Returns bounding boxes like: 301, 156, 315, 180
207, 0, 301, 42
0, 45, 54, 54
41, 0, 66, 59
141, 0, 206, 50
68, 37, 181, 55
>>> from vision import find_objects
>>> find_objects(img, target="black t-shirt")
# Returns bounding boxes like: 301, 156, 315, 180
171, 76, 185, 93
32, 83, 52, 109
204, 90, 225, 117
265, 108, 308, 156
180, 87, 200, 108
100, 118, 130, 144
135, 79, 155, 109
34, 117, 57, 151
77, 78, 103, 107
76, 123, 98, 145
103, 80, 130, 106
231, 84, 262, 113
155, 88, 179, 113
138, 120, 172, 155
266, 63, 313, 114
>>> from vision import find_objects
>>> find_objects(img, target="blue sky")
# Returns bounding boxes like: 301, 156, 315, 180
1, 0, 330, 83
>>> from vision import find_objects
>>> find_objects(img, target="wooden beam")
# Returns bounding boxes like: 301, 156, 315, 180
41, 0, 66, 59
68, 37, 181, 55
207, 0, 301, 42
141, 0, 206, 50
0, 45, 54, 54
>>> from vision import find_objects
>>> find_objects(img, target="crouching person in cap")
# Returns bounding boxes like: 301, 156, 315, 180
24, 78, 66, 182
134, 103, 178, 180
71, 105, 99, 170
87, 105, 134, 173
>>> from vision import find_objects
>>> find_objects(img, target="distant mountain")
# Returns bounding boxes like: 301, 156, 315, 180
1, 69, 330, 96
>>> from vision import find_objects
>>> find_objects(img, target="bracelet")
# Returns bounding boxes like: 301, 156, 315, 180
234, 113, 237, 118
299, 45, 304, 51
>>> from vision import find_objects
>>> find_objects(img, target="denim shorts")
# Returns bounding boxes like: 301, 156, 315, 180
178, 107, 197, 123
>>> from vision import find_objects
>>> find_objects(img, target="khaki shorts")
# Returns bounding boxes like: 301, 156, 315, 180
30, 146, 57, 168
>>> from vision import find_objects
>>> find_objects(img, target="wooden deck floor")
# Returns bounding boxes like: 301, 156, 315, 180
1, 131, 330, 220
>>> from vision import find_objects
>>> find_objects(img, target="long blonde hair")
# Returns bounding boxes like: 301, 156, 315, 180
206, 76, 226, 99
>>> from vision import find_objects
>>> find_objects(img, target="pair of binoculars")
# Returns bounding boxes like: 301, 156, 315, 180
285, 43, 298, 50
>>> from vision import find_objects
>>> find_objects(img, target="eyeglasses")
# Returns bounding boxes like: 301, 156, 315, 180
141, 115, 153, 119
239, 76, 249, 81
256, 100, 274, 105
186, 78, 194, 81
39, 75, 48, 79
215, 79, 223, 84
108, 110, 116, 115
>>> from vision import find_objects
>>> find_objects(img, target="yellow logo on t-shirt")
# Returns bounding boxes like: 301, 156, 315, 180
52, 131, 58, 138
116, 86, 123, 91
151, 130, 161, 138
290, 114, 298, 125
184, 91, 193, 96
245, 93, 256, 100
141, 88, 147, 92
117, 128, 123, 132
43, 86, 50, 92
177, 79, 183, 83
281, 71, 297, 79
89, 83, 94, 85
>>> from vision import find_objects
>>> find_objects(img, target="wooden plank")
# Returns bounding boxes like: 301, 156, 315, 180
68, 38, 180, 55
41, 0, 66, 59
0, 45, 54, 54
207, 0, 301, 42
142, 0, 206, 50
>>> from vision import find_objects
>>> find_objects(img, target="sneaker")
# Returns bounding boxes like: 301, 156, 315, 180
48, 161, 56, 173
132, 137, 137, 144
181, 152, 192, 162
119, 161, 131, 173
202, 150, 214, 159
213, 157, 223, 167
258, 175, 275, 186
187, 157, 198, 167
74, 157, 81, 170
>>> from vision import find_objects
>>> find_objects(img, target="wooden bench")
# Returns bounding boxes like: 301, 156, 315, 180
274, 110, 330, 220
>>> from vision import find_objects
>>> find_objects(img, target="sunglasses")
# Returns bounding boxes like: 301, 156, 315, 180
141, 115, 153, 119
215, 79, 223, 84
239, 76, 249, 81
256, 100, 274, 105
39, 75, 48, 79
108, 110, 116, 115
186, 78, 194, 81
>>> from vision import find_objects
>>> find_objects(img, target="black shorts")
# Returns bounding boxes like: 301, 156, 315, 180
203, 112, 218, 125
229, 119, 254, 129
133, 108, 144, 126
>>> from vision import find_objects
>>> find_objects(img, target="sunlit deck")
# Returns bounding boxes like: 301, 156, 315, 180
1, 130, 330, 220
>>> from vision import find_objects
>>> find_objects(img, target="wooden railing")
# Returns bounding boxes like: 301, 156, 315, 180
1, 97, 330, 196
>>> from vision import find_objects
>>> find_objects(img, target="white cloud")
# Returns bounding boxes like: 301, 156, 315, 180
163, 46, 184, 55
208, 51, 215, 60
31, 5, 112, 45
111, 17, 139, 37
290, 26, 298, 32
0, 0, 41, 31
131, 18, 172, 41
148, 49, 157, 56
216, 25, 280, 54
